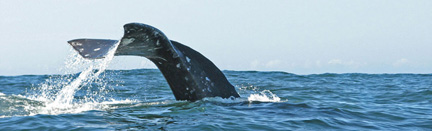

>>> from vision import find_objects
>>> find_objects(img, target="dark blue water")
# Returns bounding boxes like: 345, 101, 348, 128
0, 69, 431, 130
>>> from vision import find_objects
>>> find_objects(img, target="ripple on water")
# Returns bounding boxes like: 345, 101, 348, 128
1, 54, 432, 130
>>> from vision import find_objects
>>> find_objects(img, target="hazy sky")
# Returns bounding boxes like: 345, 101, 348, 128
1, 0, 431, 75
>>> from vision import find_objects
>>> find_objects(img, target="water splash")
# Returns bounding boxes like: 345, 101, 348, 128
248, 90, 282, 102
23, 42, 136, 115
238, 84, 283, 102
51, 42, 118, 106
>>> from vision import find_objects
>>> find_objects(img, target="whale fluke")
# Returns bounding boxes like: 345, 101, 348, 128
68, 23, 240, 101
68, 39, 118, 59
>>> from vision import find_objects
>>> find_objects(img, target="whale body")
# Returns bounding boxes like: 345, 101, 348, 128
68, 23, 240, 101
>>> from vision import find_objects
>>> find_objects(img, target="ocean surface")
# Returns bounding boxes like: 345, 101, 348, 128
1, 51, 431, 130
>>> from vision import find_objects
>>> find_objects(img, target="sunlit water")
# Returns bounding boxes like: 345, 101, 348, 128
0, 49, 431, 130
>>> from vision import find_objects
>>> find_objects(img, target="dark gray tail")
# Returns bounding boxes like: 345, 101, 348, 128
67, 23, 240, 101
68, 39, 118, 59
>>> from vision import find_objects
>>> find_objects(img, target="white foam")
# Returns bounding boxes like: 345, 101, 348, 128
248, 90, 282, 102
136, 100, 177, 106
0, 92, 4, 96
27, 99, 137, 116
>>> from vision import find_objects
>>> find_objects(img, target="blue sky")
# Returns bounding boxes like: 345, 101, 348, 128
0, 0, 431, 75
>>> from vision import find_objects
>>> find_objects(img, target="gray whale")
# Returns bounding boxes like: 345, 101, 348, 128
68, 23, 240, 101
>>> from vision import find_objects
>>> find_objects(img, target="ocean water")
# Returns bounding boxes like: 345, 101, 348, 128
1, 51, 431, 130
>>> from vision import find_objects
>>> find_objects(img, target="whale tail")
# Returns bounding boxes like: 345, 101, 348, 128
67, 39, 118, 59
67, 23, 240, 101
167, 40, 240, 100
